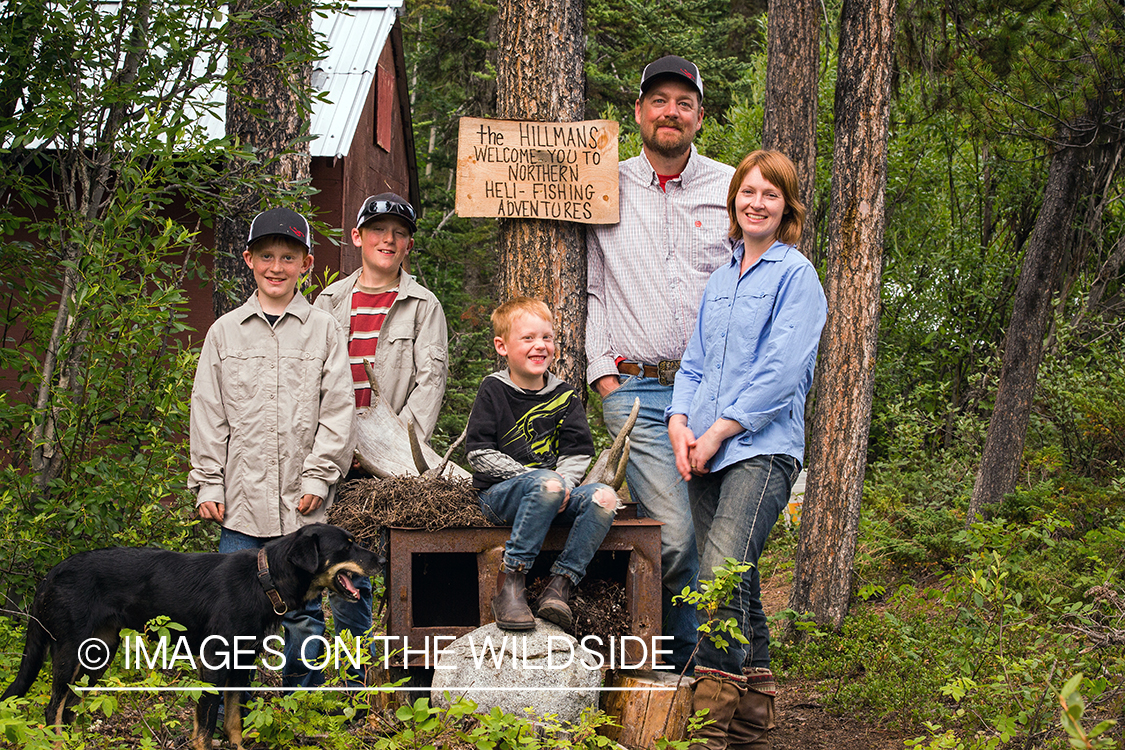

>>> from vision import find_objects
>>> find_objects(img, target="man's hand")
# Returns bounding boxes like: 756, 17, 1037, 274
298, 494, 323, 515
593, 375, 621, 399
667, 414, 696, 481
199, 501, 224, 523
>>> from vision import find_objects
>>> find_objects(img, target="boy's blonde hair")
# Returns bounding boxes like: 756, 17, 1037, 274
491, 297, 553, 340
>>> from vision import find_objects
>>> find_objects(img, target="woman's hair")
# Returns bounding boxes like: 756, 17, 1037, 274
726, 150, 805, 246
491, 296, 554, 339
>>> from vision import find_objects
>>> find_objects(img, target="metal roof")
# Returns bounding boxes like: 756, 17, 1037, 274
309, 1, 403, 158
19, 1, 404, 159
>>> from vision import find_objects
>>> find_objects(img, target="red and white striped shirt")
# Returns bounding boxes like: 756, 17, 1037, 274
348, 282, 399, 407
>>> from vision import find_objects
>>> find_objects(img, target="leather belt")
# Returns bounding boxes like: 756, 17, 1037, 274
617, 359, 680, 387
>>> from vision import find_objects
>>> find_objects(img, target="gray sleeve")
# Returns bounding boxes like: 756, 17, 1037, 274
467, 448, 529, 482
556, 454, 593, 491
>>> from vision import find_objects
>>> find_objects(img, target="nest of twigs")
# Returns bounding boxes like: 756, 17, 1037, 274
330, 475, 633, 647
330, 475, 489, 548
527, 576, 632, 646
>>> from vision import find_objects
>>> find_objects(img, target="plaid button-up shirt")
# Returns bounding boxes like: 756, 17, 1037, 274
586, 146, 735, 384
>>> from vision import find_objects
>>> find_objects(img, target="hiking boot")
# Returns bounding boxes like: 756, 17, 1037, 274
727, 669, 776, 749
535, 575, 574, 630
688, 670, 746, 750
491, 570, 534, 630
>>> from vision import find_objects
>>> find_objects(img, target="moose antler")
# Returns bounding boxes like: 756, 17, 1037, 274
352, 359, 471, 480
581, 396, 639, 490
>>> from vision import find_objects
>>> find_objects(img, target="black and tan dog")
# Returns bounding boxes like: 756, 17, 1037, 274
1, 523, 381, 750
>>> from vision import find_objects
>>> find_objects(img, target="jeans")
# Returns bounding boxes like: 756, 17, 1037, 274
478, 469, 617, 585
689, 454, 798, 674
218, 527, 371, 688
602, 376, 699, 671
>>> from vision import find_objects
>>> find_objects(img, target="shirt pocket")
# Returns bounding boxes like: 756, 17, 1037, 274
379, 316, 417, 383
221, 349, 265, 410
733, 289, 776, 338
280, 348, 324, 442
701, 291, 733, 349
690, 212, 732, 274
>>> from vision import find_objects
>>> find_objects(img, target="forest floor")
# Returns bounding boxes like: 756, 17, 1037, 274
760, 568, 908, 750
772, 678, 906, 750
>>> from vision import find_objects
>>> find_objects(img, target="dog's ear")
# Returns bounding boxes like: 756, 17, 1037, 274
288, 528, 321, 574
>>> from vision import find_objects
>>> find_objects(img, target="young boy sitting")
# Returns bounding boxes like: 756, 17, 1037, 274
466, 297, 619, 631
189, 206, 354, 687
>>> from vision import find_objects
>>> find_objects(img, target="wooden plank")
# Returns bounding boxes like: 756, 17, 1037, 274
600, 669, 692, 748
455, 116, 619, 224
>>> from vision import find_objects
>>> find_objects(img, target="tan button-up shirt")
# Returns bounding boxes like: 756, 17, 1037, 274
188, 292, 354, 537
314, 269, 448, 441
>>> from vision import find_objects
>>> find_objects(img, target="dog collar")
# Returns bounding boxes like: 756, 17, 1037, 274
256, 548, 288, 615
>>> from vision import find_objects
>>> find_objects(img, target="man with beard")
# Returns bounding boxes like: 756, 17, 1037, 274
586, 55, 734, 674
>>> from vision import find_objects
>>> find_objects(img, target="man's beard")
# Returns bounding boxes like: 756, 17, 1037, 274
642, 121, 693, 160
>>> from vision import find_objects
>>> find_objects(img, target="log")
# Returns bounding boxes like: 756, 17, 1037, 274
599, 669, 692, 748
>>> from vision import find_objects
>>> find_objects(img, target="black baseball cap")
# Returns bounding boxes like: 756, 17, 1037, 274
355, 193, 417, 233
246, 207, 312, 251
639, 55, 704, 100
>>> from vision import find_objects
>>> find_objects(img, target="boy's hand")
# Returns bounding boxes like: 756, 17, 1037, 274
557, 488, 570, 514
199, 501, 225, 523
298, 493, 323, 515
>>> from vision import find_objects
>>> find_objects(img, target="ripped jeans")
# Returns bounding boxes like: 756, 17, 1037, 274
479, 469, 617, 585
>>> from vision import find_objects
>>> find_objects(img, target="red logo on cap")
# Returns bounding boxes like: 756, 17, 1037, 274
290, 226, 305, 238
680, 67, 696, 81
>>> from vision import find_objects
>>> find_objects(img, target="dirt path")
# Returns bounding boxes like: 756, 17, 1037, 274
773, 677, 907, 750
761, 566, 908, 750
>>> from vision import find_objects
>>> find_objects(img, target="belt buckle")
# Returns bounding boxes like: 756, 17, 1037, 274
657, 359, 679, 387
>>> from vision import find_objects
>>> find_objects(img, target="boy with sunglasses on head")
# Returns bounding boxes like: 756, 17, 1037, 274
312, 193, 448, 685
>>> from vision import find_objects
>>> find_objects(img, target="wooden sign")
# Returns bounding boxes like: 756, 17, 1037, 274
455, 117, 619, 224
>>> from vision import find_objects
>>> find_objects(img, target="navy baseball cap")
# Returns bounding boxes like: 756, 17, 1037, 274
246, 207, 312, 251
639, 55, 704, 99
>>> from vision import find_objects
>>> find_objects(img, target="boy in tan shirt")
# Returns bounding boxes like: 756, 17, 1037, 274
189, 206, 354, 688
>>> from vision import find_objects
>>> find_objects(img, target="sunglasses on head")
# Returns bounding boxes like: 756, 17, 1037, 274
360, 199, 416, 223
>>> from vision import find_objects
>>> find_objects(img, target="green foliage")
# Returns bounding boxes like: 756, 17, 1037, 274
675, 558, 752, 663
1059, 674, 1119, 749
774, 471, 1125, 744
0, 0, 337, 604
585, 0, 759, 118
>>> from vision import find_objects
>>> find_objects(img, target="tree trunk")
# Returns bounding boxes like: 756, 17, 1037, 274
789, 0, 896, 631
494, 0, 587, 392
212, 0, 313, 319
762, 0, 820, 264
967, 142, 1086, 521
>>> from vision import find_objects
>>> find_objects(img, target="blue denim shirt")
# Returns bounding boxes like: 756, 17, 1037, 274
666, 240, 827, 472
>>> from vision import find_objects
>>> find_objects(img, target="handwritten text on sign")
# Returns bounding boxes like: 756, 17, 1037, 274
455, 117, 619, 224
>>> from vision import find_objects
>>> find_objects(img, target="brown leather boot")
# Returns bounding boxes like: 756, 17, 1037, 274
688, 670, 747, 750
491, 570, 534, 630
727, 669, 776, 749
535, 575, 574, 629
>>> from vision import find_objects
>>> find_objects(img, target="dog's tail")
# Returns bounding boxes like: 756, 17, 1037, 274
1, 617, 50, 700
